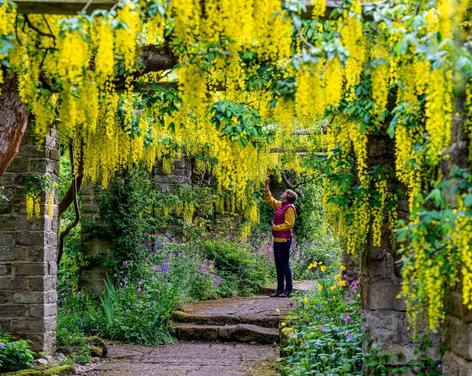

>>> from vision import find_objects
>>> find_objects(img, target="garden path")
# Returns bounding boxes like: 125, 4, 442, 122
74, 281, 315, 376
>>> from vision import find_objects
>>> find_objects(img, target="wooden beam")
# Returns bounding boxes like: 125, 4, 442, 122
14, 0, 115, 14
14, 0, 343, 16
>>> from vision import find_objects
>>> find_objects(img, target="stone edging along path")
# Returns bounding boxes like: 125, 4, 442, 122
74, 281, 315, 376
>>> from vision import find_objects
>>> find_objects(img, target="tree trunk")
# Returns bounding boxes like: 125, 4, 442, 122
0, 74, 28, 176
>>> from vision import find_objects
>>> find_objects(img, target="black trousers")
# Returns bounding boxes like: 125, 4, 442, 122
274, 239, 293, 294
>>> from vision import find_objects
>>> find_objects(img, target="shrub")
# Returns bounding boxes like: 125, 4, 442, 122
281, 268, 364, 376
97, 275, 179, 344
200, 239, 270, 296
0, 333, 35, 372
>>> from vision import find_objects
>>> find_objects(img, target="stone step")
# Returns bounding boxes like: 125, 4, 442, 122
172, 296, 295, 330
173, 310, 281, 328
174, 323, 280, 345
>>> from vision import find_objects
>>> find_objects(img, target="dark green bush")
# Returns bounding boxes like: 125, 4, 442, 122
0, 333, 35, 372
200, 239, 270, 296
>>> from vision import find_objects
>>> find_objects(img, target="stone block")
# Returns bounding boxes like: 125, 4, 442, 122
44, 290, 57, 304
366, 280, 405, 311
0, 305, 29, 317
15, 232, 45, 247
444, 351, 472, 376
0, 276, 27, 290
0, 246, 29, 261
2, 217, 28, 231
0, 234, 15, 246
30, 247, 48, 263
15, 262, 47, 276
0, 263, 12, 275
7, 158, 31, 173
29, 303, 56, 319
0, 292, 12, 303
47, 261, 57, 276
445, 316, 472, 360
13, 292, 44, 304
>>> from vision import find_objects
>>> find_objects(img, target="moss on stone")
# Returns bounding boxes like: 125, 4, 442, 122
4, 365, 75, 376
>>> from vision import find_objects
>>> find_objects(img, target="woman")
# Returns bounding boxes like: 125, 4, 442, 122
264, 178, 298, 298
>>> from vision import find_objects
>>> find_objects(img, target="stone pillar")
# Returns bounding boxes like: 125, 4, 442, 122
79, 184, 111, 295
361, 135, 417, 370
154, 154, 192, 188
0, 127, 59, 353
444, 284, 472, 375
443, 107, 471, 375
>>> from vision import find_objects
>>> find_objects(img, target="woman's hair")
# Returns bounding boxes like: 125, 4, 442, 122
285, 189, 298, 203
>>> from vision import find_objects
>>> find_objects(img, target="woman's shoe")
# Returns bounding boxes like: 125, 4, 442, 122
279, 292, 291, 298
270, 292, 283, 298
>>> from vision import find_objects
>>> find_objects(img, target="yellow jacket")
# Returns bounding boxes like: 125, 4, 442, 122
264, 188, 295, 242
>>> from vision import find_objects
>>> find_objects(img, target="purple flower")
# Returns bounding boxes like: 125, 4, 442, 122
0, 342, 4, 349
215, 276, 222, 287
346, 331, 353, 340
318, 326, 326, 333
344, 315, 352, 324
349, 279, 359, 292
161, 262, 169, 273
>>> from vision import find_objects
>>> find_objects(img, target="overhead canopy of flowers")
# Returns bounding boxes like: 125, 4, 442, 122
0, 0, 471, 331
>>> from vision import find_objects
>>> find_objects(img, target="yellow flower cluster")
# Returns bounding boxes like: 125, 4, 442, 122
338, 1, 365, 100
311, 0, 326, 18
425, 67, 453, 165
296, 58, 344, 126
455, 200, 472, 308
115, 2, 140, 70
25, 193, 41, 219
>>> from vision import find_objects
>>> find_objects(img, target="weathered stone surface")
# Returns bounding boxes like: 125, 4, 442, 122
0, 127, 59, 353
174, 296, 295, 329
74, 341, 279, 376
173, 295, 295, 346
176, 323, 279, 344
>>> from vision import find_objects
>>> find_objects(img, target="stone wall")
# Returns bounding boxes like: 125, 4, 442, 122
0, 127, 59, 353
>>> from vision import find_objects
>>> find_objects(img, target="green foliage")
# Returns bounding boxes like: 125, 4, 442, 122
98, 168, 155, 280
58, 237, 270, 345
209, 100, 267, 147
281, 273, 364, 376
200, 239, 270, 296
23, 173, 57, 197
97, 274, 179, 344
0, 333, 35, 372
